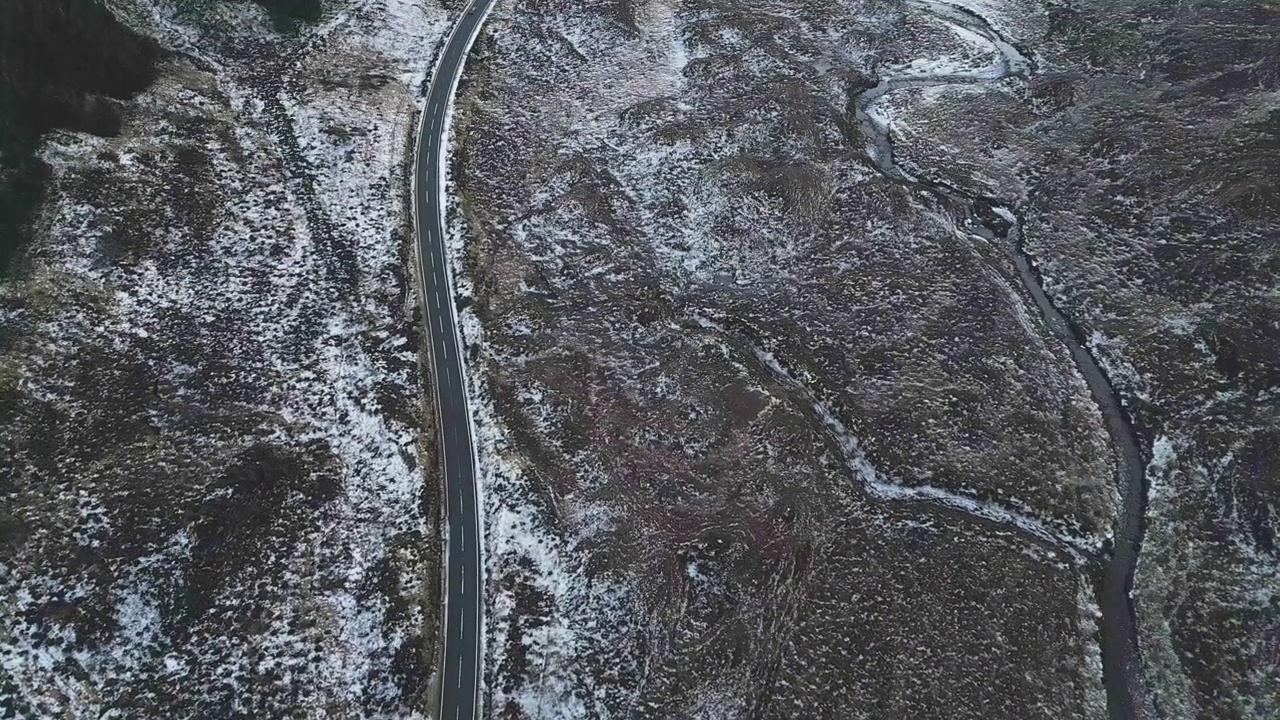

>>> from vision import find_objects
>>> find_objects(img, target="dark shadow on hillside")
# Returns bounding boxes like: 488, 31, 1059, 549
0, 0, 160, 277
244, 0, 324, 33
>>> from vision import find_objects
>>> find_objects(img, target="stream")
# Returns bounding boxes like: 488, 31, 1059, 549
851, 2, 1154, 718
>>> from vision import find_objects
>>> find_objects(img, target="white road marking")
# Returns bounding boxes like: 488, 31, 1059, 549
423, 4, 493, 716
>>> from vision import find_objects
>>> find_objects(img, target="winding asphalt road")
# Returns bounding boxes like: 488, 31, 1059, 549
411, 3, 495, 718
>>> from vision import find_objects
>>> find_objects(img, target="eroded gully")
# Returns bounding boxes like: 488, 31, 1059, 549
852, 2, 1154, 718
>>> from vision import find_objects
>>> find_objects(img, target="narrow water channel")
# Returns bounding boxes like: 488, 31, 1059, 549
851, 3, 1154, 718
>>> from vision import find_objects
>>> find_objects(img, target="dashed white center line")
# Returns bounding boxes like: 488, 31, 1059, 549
424, 7, 495, 717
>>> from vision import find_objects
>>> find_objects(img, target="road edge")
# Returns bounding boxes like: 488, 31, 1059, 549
409, 1, 499, 717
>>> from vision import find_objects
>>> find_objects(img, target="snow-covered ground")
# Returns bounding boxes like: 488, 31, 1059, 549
446, 0, 1114, 717
0, 1, 452, 716
449, 0, 1278, 717
3, 0, 1273, 718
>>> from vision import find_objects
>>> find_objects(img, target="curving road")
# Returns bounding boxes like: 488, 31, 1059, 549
411, 3, 496, 719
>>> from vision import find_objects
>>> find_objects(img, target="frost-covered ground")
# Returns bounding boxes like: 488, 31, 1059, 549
450, 1, 1125, 718
1017, 7, 1280, 717
0, 0, 452, 716
893, 4, 1280, 716
3, 0, 1274, 718
449, 0, 1278, 718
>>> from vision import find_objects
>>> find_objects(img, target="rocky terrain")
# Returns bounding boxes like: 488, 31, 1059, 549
2, 0, 1276, 718
447, 0, 1278, 718
1024, 5, 1280, 718
1, 0, 451, 716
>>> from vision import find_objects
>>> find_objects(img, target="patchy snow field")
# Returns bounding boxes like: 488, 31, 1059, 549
0, 1, 451, 716
450, 0, 1117, 717
450, 0, 1279, 718
1, 0, 1274, 718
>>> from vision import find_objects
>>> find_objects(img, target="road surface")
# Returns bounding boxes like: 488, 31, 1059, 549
411, 3, 495, 718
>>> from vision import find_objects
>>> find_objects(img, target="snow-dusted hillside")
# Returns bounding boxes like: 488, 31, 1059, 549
0, 1, 451, 716
2, 0, 1275, 718
452, 1, 1113, 718
449, 0, 1279, 718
